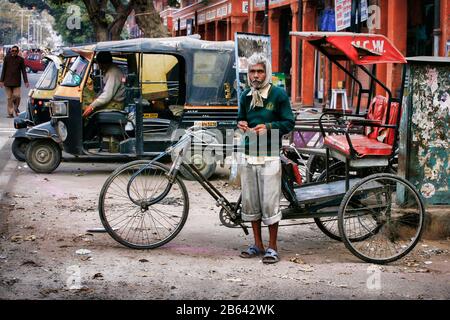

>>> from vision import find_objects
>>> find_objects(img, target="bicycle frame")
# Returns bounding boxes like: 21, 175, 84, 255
126, 128, 249, 234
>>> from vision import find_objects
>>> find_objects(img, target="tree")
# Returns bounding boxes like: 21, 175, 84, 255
133, 0, 168, 38
48, 0, 134, 41
47, 1, 95, 45
7, 0, 169, 44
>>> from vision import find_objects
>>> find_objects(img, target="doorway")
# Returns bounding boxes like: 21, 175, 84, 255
407, 0, 437, 56
279, 7, 292, 97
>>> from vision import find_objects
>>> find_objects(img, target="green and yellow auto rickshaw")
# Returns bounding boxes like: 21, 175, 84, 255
25, 36, 238, 179
11, 48, 80, 161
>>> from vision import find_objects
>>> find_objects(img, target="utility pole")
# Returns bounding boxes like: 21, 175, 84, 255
18, 9, 27, 42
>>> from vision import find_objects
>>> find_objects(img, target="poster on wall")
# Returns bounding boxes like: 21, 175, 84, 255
272, 72, 286, 91
335, 0, 352, 31
234, 32, 272, 106
360, 0, 368, 22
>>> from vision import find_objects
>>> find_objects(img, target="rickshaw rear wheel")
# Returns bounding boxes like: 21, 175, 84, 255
99, 160, 189, 249
25, 139, 61, 173
12, 138, 29, 162
338, 173, 425, 264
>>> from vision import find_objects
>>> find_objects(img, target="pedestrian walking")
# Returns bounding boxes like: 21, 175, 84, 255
237, 53, 295, 264
0, 45, 29, 118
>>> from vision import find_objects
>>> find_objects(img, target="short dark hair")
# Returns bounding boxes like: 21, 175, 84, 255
96, 51, 112, 64
11, 45, 19, 51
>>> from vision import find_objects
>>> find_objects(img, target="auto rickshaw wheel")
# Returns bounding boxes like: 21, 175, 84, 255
25, 139, 62, 173
179, 151, 217, 181
12, 138, 29, 162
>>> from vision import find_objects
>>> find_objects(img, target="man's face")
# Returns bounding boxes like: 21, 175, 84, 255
248, 63, 266, 89
10, 48, 19, 57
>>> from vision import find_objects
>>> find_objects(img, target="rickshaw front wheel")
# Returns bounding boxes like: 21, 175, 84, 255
12, 138, 29, 162
25, 139, 62, 174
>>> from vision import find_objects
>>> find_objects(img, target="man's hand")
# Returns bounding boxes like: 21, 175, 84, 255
82, 105, 94, 118
253, 124, 267, 135
0, 82, 4, 88
237, 121, 249, 132
25, 82, 29, 88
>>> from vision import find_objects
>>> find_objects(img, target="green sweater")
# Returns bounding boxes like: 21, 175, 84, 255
237, 85, 295, 156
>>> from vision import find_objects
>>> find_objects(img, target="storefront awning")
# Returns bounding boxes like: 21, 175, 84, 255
290, 32, 406, 65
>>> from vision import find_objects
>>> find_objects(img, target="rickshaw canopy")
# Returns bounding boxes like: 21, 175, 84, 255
290, 32, 406, 65
94, 36, 234, 54
93, 36, 236, 106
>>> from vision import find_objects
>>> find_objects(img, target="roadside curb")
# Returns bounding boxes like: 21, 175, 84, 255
0, 138, 18, 203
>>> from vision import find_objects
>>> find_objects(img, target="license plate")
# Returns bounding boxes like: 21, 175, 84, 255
194, 121, 217, 127
143, 113, 158, 119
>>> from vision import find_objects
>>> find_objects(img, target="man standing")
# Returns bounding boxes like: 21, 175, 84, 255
0, 46, 29, 118
237, 53, 295, 264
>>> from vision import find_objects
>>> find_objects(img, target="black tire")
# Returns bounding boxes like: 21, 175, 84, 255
99, 160, 189, 249
12, 138, 29, 162
25, 139, 61, 173
32, 69, 37, 73
306, 155, 326, 182
338, 173, 425, 264
25, 67, 31, 73
313, 161, 348, 241
179, 150, 217, 180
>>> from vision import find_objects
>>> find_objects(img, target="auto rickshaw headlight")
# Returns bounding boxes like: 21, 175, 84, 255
50, 101, 69, 118
56, 121, 68, 141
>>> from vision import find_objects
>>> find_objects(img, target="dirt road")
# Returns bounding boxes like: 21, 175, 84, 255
0, 161, 449, 300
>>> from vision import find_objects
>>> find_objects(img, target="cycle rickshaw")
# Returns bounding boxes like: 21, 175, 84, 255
97, 33, 425, 264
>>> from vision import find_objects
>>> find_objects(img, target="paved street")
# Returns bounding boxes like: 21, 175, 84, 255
0, 71, 449, 300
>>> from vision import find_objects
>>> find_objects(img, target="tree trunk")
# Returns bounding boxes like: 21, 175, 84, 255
133, 0, 168, 38
109, 0, 134, 40
94, 24, 109, 42
83, 0, 110, 41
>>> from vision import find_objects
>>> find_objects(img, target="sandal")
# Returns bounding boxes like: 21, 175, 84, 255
262, 248, 280, 264
239, 245, 264, 258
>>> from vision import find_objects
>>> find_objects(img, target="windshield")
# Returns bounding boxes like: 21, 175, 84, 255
61, 56, 89, 87
35, 60, 58, 90
189, 50, 235, 104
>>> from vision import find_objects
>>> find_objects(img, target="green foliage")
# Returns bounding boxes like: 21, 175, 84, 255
47, 0, 95, 45
7, 0, 49, 11
167, 0, 180, 8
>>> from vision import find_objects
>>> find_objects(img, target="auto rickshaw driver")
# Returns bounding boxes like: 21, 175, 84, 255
81, 51, 126, 140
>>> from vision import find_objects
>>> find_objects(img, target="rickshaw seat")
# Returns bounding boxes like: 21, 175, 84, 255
324, 134, 392, 157
96, 111, 127, 124
323, 95, 399, 158
96, 111, 128, 137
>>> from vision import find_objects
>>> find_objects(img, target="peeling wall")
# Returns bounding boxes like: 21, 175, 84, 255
404, 62, 450, 204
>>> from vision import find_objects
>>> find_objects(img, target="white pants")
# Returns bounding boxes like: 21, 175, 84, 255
240, 157, 282, 225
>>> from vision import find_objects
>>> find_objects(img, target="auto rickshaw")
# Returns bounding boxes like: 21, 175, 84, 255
11, 48, 81, 161
24, 36, 238, 178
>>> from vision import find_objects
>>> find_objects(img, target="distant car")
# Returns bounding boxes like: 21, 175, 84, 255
24, 53, 47, 73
